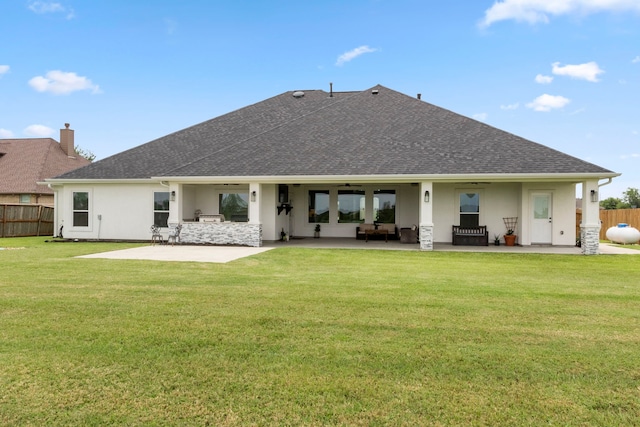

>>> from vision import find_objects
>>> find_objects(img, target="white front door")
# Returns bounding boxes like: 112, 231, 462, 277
531, 193, 552, 244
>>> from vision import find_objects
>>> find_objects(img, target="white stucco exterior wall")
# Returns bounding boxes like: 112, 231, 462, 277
432, 183, 520, 243
519, 182, 577, 246
57, 183, 168, 241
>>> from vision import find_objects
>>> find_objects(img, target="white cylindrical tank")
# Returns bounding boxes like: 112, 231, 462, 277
606, 223, 640, 244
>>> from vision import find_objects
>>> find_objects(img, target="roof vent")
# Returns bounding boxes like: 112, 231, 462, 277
292, 91, 305, 98
372, 89, 379, 95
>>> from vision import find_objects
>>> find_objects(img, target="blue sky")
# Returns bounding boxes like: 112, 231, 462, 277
1, 0, 638, 199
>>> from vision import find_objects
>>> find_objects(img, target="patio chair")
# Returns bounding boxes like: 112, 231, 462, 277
150, 225, 163, 245
167, 223, 182, 246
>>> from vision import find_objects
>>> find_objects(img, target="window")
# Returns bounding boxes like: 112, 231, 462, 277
374, 190, 396, 223
73, 191, 89, 227
459, 192, 479, 227
309, 190, 330, 223
154, 192, 170, 227
219, 193, 248, 222
338, 190, 365, 223
19, 194, 31, 204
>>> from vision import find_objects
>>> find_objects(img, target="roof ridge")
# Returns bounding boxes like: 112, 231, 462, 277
162, 89, 364, 175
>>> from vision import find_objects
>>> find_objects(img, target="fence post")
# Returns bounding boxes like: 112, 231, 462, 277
37, 205, 42, 236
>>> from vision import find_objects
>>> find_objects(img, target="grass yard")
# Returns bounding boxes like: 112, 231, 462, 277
1, 237, 639, 426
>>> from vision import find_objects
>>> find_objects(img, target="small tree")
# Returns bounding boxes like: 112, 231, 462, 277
622, 187, 640, 208
600, 197, 628, 210
74, 146, 96, 162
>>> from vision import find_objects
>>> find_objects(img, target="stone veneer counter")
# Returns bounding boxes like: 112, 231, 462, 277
180, 222, 262, 247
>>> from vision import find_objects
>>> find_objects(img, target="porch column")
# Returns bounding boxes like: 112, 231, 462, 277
248, 183, 261, 224
419, 181, 434, 250
167, 182, 180, 227
580, 180, 600, 255
248, 182, 263, 246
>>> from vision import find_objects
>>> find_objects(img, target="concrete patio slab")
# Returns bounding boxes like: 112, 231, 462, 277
77, 245, 274, 263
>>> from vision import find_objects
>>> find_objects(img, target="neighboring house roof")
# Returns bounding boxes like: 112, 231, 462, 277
53, 84, 615, 181
0, 138, 91, 194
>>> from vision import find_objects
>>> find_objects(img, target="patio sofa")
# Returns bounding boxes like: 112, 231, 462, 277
356, 223, 399, 240
452, 225, 489, 246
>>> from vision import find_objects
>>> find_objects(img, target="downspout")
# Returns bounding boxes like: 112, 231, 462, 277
48, 184, 62, 238
598, 178, 613, 190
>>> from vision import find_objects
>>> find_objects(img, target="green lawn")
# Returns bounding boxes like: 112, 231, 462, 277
1, 237, 639, 426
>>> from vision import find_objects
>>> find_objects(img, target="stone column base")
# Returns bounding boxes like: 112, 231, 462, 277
580, 225, 600, 255
419, 225, 434, 251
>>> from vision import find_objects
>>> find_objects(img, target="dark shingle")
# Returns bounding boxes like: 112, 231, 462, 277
55, 85, 614, 180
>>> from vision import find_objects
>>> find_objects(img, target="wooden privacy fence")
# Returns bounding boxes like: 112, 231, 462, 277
576, 208, 640, 240
0, 204, 54, 238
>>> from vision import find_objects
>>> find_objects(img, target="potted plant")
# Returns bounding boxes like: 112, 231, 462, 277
314, 224, 321, 238
503, 217, 518, 246
493, 234, 501, 246
504, 229, 517, 246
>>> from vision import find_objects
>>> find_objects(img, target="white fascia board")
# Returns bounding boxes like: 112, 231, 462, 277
155, 172, 620, 185
45, 178, 162, 185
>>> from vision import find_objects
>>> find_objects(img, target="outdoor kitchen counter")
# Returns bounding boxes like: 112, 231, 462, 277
180, 222, 262, 247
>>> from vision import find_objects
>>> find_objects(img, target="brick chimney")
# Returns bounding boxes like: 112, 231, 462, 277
60, 123, 74, 156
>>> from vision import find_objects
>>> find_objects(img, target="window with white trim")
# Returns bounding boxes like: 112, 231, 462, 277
308, 190, 330, 223
374, 190, 396, 223
73, 191, 89, 227
459, 192, 480, 227
154, 192, 170, 227
338, 190, 365, 223
219, 193, 248, 222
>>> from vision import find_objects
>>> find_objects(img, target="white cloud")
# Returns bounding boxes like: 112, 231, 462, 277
28, 70, 101, 95
479, 0, 640, 28
551, 61, 604, 82
535, 74, 553, 84
473, 113, 488, 121
24, 124, 54, 137
28, 1, 74, 19
0, 65, 9, 76
28, 1, 63, 13
526, 94, 570, 112
0, 128, 14, 138
633, 56, 640, 63
336, 45, 377, 66
500, 102, 519, 110
620, 153, 640, 160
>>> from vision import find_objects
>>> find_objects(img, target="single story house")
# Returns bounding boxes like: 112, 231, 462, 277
46, 85, 618, 254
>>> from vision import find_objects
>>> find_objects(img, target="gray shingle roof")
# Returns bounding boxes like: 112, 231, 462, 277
54, 84, 614, 180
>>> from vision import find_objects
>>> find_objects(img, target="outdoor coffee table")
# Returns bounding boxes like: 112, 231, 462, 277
365, 229, 388, 242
